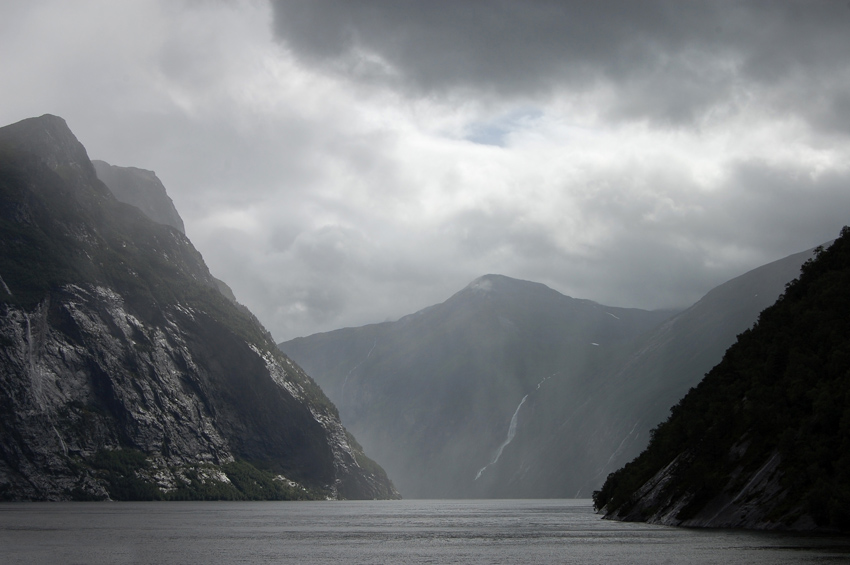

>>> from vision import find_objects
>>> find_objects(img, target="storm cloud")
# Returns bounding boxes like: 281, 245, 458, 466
1, 1, 849, 340
270, 1, 850, 132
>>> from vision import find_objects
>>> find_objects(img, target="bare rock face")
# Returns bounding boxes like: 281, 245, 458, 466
0, 115, 398, 501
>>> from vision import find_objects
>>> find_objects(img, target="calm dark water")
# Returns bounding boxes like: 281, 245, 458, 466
1, 499, 848, 564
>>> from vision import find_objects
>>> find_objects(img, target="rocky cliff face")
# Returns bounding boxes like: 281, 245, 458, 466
602, 449, 796, 529
0, 114, 398, 501
92, 161, 249, 313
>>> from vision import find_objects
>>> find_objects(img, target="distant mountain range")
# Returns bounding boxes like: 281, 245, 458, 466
282, 274, 672, 497
281, 249, 815, 499
0, 114, 398, 501
595, 229, 850, 532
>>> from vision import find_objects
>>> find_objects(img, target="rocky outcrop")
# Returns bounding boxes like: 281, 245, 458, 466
0, 114, 398, 500
604, 449, 811, 530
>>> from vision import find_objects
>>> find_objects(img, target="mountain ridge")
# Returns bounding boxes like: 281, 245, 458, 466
281, 273, 674, 497
92, 160, 185, 234
492, 245, 818, 498
281, 249, 815, 499
0, 114, 398, 501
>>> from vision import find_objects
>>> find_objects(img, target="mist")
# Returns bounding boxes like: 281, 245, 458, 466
2, 1, 849, 341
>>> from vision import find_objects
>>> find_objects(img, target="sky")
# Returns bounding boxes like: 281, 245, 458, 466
2, 0, 850, 341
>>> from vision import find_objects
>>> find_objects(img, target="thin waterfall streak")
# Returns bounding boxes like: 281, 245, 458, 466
341, 338, 377, 398
0, 274, 12, 297
536, 372, 558, 390
53, 425, 68, 456
25, 313, 33, 372
474, 372, 560, 481
475, 394, 528, 481
605, 420, 640, 467
25, 312, 48, 412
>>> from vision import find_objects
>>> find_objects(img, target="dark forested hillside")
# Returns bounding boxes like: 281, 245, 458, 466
594, 227, 850, 531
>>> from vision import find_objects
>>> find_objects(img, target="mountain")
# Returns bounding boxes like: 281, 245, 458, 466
280, 274, 673, 498
479, 246, 816, 498
91, 160, 185, 233
281, 249, 814, 499
0, 114, 398, 501
594, 228, 850, 532
91, 160, 247, 312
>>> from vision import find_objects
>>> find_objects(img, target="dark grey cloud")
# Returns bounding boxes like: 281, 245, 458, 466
270, 0, 850, 132
4, 0, 849, 341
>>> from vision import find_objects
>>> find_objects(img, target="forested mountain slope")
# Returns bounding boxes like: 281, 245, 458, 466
595, 228, 850, 532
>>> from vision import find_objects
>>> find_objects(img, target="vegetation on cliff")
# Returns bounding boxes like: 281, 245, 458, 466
594, 227, 850, 531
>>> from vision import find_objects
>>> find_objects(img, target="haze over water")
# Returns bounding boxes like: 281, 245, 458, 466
2, 499, 847, 564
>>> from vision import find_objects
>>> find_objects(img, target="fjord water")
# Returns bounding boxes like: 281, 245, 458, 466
2, 500, 847, 564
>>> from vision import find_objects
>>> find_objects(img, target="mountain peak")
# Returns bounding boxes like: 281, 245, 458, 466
466, 275, 497, 293
0, 114, 96, 182
460, 274, 574, 304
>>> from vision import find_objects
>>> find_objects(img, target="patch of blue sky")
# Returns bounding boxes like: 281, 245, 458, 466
464, 108, 543, 147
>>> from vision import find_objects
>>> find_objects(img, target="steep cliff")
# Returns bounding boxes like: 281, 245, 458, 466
91, 160, 249, 313
0, 114, 398, 501
595, 228, 850, 532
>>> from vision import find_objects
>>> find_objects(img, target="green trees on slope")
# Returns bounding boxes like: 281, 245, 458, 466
594, 227, 850, 531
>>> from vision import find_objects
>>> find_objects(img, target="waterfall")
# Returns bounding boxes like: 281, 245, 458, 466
475, 394, 528, 481
474, 373, 558, 481
24, 312, 45, 409
341, 338, 377, 398
25, 313, 33, 372
53, 425, 69, 456
0, 274, 12, 297
25, 309, 67, 455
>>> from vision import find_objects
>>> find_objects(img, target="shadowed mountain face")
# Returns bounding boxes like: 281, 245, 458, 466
281, 250, 813, 499
595, 230, 850, 532
489, 246, 815, 498
92, 160, 185, 234
281, 274, 673, 498
92, 160, 246, 312
0, 115, 398, 501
